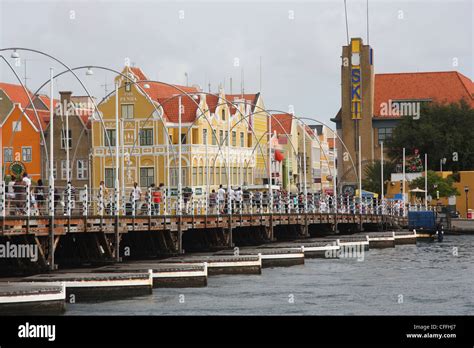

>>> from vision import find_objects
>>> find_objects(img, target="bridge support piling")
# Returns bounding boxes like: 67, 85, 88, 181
178, 215, 183, 254
269, 214, 274, 241
228, 214, 233, 247
303, 213, 309, 238
114, 215, 120, 262
48, 216, 55, 271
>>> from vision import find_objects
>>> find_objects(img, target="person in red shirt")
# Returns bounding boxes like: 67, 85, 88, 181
150, 183, 162, 215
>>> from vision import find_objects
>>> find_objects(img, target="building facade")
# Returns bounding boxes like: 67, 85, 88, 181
91, 66, 266, 199
0, 82, 55, 181
42, 91, 93, 189
332, 37, 474, 192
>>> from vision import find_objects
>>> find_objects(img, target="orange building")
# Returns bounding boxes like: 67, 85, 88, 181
0, 82, 59, 182
1, 103, 48, 181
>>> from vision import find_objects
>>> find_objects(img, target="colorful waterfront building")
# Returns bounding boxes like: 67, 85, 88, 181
271, 113, 299, 191
41, 91, 94, 189
0, 82, 56, 182
90, 66, 267, 199
314, 125, 337, 194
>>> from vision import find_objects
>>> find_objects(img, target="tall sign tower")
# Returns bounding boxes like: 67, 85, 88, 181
337, 38, 375, 188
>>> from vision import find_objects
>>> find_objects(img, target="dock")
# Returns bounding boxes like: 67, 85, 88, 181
415, 231, 437, 240
258, 241, 340, 258
213, 248, 305, 267
152, 255, 262, 275
0, 282, 66, 315
95, 263, 208, 288
366, 233, 395, 248
298, 236, 370, 252
21, 272, 153, 302
393, 230, 417, 245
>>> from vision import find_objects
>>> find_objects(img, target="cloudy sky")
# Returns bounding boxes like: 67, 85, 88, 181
0, 0, 472, 125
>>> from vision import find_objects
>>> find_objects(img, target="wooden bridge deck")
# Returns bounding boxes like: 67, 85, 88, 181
0, 212, 408, 273
0, 213, 407, 236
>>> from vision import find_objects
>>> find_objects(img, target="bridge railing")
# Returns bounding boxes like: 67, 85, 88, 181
0, 182, 411, 219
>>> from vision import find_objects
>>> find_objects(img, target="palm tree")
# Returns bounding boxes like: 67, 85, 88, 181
362, 160, 397, 195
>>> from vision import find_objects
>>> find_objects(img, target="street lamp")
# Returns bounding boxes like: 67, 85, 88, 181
440, 158, 446, 172
11, 50, 20, 59
86, 67, 94, 76
464, 186, 469, 218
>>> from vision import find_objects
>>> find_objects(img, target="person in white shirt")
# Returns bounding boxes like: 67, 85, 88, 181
22, 173, 31, 187
234, 188, 242, 213
130, 182, 142, 213
217, 185, 225, 213
320, 199, 327, 213
228, 187, 235, 213
7, 175, 16, 215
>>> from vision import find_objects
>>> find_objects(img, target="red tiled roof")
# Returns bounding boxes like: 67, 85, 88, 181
226, 94, 259, 113
37, 94, 60, 110
271, 113, 293, 135
127, 66, 199, 101
205, 94, 237, 115
129, 67, 148, 81
457, 72, 474, 97
206, 94, 220, 113
137, 81, 198, 101
24, 108, 49, 130
226, 94, 259, 105
374, 71, 474, 117
304, 125, 315, 137
0, 83, 60, 113
157, 95, 201, 123
0, 82, 33, 107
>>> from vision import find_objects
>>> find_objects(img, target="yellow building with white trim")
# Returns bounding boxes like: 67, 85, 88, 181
91, 66, 269, 198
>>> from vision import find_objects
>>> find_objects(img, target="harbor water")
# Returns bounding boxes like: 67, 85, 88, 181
66, 235, 474, 315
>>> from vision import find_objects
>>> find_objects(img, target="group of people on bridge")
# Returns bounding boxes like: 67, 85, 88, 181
1, 176, 411, 217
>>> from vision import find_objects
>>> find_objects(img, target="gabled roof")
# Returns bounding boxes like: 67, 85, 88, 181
271, 113, 293, 135
206, 93, 238, 115
122, 66, 201, 123
124, 66, 261, 123
76, 108, 93, 129
0, 82, 60, 111
129, 67, 148, 81
374, 71, 474, 117
226, 93, 260, 112
226, 93, 259, 105
24, 108, 49, 130
37, 94, 60, 110
126, 66, 198, 100
0, 82, 33, 107
156, 95, 201, 123
205, 94, 220, 113
1, 103, 43, 133
138, 81, 198, 101
304, 125, 315, 137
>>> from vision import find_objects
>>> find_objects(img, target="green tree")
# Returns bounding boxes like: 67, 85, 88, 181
386, 100, 474, 171
409, 170, 459, 198
362, 160, 397, 195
